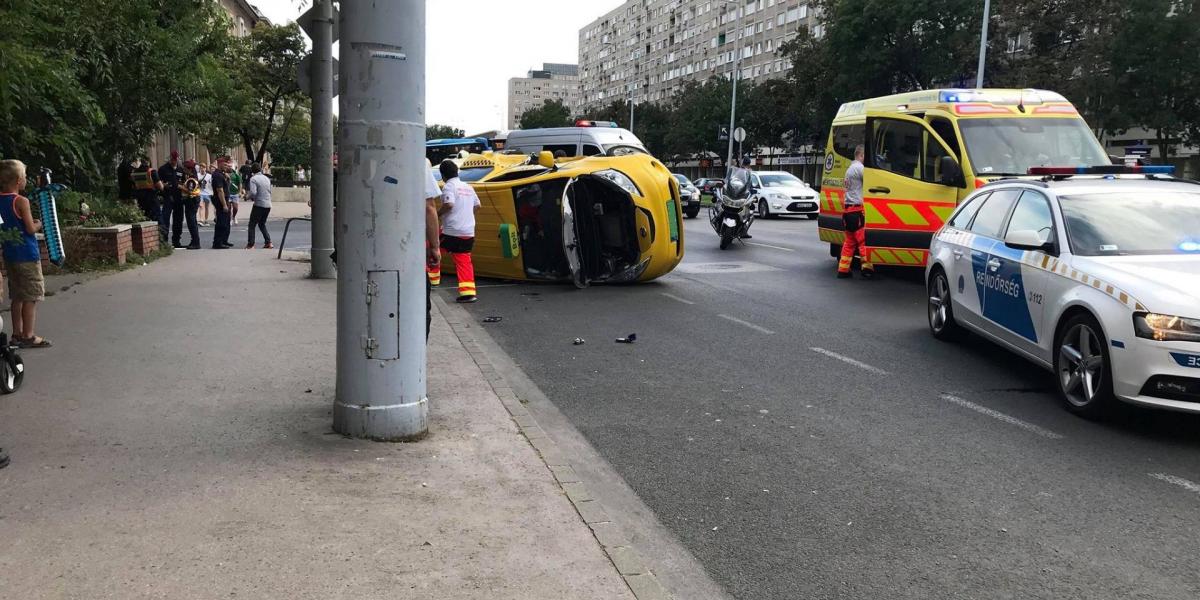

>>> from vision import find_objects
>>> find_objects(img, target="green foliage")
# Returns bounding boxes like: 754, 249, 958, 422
54, 190, 145, 227
518, 100, 574, 129
427, 125, 466, 140
0, 0, 229, 188
272, 167, 296, 184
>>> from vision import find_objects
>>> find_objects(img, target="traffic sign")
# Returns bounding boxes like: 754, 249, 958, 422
733, 127, 746, 143
297, 4, 339, 43
718, 126, 729, 141
298, 56, 339, 96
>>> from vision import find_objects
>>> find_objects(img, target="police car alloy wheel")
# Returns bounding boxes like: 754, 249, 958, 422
927, 269, 962, 340
1054, 314, 1115, 418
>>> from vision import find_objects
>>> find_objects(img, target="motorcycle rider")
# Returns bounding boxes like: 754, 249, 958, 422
727, 157, 754, 239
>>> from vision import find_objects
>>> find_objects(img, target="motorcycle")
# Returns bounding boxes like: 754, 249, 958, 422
709, 167, 756, 250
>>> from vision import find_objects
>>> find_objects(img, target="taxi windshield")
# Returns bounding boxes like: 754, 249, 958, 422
1059, 191, 1200, 256
758, 173, 805, 188
959, 118, 1109, 176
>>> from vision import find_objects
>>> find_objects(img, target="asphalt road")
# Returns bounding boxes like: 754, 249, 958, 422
438, 214, 1200, 599
184, 214, 311, 251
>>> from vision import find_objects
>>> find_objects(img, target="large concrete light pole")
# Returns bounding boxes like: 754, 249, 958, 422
976, 0, 991, 88
333, 0, 429, 441
308, 0, 336, 280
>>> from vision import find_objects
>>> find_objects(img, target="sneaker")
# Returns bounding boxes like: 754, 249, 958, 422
456, 296, 479, 304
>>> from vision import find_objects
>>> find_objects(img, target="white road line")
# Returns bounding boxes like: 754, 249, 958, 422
809, 347, 889, 376
939, 394, 1064, 440
718, 314, 775, 335
746, 242, 795, 252
1149, 473, 1200, 494
661, 292, 696, 305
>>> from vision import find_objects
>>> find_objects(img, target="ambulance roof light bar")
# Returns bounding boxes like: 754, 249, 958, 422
575, 119, 620, 128
1027, 165, 1176, 176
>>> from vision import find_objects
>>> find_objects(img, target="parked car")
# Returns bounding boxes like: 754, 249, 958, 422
749, 171, 819, 219
673, 174, 702, 218
695, 178, 725, 194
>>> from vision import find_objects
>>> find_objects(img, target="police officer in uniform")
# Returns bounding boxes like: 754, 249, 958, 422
178, 160, 202, 249
131, 157, 162, 224
158, 151, 183, 243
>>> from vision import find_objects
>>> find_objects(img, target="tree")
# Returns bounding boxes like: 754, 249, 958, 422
518, 99, 573, 129
0, 0, 229, 187
426, 124, 465, 140
214, 23, 308, 164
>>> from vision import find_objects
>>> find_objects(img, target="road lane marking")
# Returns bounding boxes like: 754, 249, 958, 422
809, 347, 889, 375
1150, 473, 1200, 494
746, 242, 795, 252
939, 394, 1064, 440
718, 314, 775, 335
661, 292, 696, 305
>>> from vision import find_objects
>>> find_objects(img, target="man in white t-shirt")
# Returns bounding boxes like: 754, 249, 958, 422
838, 144, 874, 279
437, 160, 481, 303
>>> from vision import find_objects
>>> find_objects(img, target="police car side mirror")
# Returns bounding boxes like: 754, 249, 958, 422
1005, 229, 1054, 253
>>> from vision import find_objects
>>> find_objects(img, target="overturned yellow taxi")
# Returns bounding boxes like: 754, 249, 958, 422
439, 151, 684, 286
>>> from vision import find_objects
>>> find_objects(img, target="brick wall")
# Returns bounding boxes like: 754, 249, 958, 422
131, 222, 160, 256
64, 225, 133, 266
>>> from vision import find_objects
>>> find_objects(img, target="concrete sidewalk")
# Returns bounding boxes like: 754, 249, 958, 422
0, 249, 635, 599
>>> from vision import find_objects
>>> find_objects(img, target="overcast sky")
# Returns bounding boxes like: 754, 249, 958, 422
257, 0, 626, 134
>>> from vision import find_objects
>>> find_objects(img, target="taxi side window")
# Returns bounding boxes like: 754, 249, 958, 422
1005, 190, 1055, 242
967, 189, 1021, 239
949, 193, 988, 229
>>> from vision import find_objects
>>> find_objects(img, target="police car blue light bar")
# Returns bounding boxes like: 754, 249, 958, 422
1027, 165, 1176, 176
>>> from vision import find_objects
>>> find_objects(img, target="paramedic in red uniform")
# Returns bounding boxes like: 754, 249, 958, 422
838, 144, 875, 279
437, 159, 481, 303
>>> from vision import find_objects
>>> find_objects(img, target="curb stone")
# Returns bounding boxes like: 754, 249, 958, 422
435, 296, 672, 600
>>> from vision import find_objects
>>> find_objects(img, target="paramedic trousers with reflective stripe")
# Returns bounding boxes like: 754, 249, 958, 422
838, 207, 874, 274
440, 235, 476, 299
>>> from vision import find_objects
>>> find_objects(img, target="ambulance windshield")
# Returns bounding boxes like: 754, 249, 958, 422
959, 118, 1109, 176
1059, 191, 1200, 256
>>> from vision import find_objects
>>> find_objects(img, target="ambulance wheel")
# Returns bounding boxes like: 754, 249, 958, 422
1054, 313, 1116, 420
927, 268, 962, 341
0, 352, 24, 394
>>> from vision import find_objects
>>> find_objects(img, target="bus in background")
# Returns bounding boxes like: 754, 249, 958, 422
426, 137, 491, 165
818, 88, 1110, 267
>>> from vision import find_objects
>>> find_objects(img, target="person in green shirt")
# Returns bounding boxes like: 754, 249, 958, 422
229, 169, 243, 226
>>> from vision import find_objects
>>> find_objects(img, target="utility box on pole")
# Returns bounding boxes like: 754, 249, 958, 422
333, 0, 428, 441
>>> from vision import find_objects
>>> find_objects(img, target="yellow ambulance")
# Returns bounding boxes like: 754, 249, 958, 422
818, 88, 1110, 266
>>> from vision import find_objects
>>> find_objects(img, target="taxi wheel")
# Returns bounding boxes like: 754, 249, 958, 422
927, 268, 962, 341
1054, 314, 1116, 419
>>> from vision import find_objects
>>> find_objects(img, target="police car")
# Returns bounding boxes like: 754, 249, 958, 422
926, 165, 1200, 418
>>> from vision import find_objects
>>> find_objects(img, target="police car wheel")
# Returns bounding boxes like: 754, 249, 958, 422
1054, 314, 1116, 419
757, 200, 769, 219
927, 269, 962, 341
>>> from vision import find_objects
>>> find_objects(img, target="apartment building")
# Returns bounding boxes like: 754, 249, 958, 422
579, 0, 820, 111
507, 63, 583, 129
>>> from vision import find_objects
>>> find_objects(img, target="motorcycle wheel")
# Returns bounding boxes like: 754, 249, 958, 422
719, 231, 734, 250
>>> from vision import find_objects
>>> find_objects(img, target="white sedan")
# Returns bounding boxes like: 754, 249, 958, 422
926, 168, 1200, 418
749, 171, 820, 219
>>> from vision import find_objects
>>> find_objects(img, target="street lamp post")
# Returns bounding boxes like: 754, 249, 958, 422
724, 0, 744, 173
976, 0, 991, 88
602, 42, 638, 133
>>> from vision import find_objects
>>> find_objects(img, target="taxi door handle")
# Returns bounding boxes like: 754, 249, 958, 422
987, 258, 1002, 272
868, 187, 891, 194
